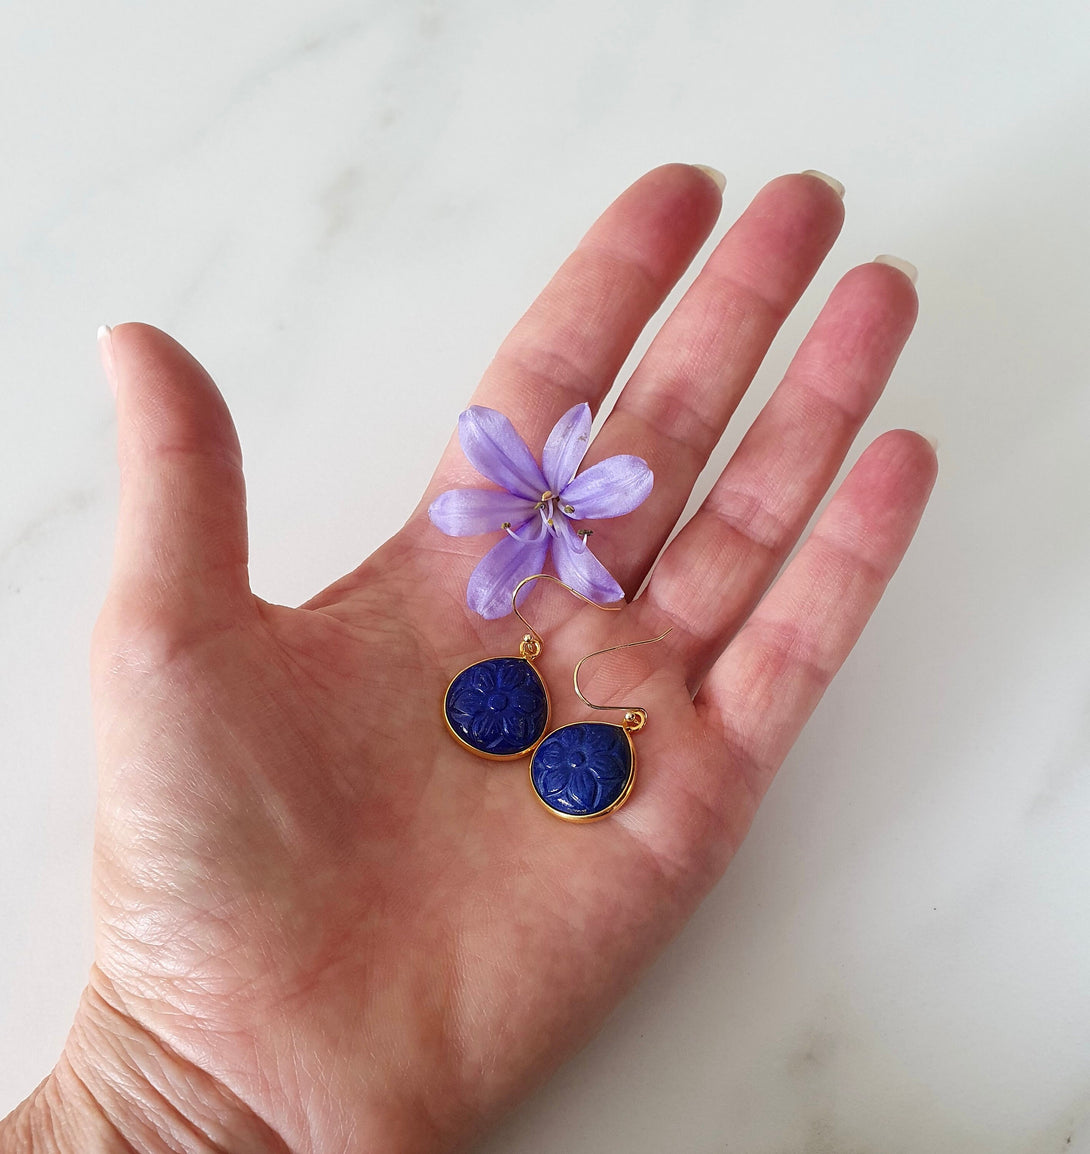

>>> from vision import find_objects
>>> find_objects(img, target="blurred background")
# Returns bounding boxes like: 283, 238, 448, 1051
2, 1, 1088, 1149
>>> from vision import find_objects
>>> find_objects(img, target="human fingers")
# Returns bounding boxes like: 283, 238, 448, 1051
425, 163, 724, 501
642, 260, 919, 685
95, 323, 253, 643
689, 430, 937, 819
581, 171, 846, 594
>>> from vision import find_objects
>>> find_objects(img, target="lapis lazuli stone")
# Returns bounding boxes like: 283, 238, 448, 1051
445, 657, 548, 757
530, 722, 633, 819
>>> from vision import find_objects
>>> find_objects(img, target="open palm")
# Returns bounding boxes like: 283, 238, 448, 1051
35, 167, 934, 1154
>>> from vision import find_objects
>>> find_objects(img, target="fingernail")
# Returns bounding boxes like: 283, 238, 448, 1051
922, 433, 939, 452
692, 164, 726, 192
874, 254, 918, 284
801, 169, 845, 198
97, 324, 117, 397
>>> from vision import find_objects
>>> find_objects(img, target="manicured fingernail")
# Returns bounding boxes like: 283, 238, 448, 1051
922, 433, 939, 452
874, 254, 918, 284
801, 169, 845, 198
97, 324, 117, 397
692, 164, 726, 192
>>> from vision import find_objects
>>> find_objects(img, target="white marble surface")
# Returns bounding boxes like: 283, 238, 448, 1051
3, 0, 1089, 1149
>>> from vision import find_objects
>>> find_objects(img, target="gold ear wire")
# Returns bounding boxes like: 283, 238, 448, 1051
572, 628, 672, 732
510, 573, 623, 660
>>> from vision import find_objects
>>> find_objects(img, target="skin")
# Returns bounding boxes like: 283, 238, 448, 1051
0, 165, 936, 1153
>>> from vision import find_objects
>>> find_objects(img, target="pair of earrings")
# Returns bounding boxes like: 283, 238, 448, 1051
442, 574, 669, 822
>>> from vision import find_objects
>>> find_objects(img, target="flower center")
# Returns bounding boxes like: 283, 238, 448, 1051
568, 751, 587, 769
487, 692, 509, 711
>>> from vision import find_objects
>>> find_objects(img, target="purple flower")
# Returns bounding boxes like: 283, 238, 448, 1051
428, 403, 653, 619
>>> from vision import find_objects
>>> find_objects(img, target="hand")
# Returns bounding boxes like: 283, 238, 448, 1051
3, 166, 934, 1153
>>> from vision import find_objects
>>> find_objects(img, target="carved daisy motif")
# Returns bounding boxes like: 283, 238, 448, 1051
531, 723, 632, 817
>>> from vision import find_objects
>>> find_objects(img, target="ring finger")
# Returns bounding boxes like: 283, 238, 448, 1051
643, 258, 920, 686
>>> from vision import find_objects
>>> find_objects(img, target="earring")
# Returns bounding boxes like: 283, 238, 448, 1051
443, 573, 621, 760
528, 628, 671, 821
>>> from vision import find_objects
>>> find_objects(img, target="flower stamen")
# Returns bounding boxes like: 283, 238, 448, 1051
504, 522, 540, 543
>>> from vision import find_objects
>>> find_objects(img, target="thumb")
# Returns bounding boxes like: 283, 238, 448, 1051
99, 323, 252, 629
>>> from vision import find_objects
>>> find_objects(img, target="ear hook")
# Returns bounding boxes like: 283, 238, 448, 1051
572, 628, 672, 732
510, 573, 623, 660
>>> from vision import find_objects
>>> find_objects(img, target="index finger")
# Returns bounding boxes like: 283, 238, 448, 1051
425, 163, 725, 498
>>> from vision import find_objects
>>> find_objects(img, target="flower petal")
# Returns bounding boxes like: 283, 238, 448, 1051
540, 766, 569, 797
560, 454, 653, 519
550, 516, 624, 604
466, 518, 550, 619
565, 767, 599, 809
428, 489, 537, 537
458, 406, 548, 501
542, 403, 592, 493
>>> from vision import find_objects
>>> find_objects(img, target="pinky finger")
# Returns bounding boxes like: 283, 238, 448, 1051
695, 430, 937, 804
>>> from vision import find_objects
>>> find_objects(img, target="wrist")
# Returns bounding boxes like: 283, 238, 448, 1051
1, 977, 289, 1153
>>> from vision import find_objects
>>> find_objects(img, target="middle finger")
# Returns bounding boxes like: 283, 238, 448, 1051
582, 171, 845, 595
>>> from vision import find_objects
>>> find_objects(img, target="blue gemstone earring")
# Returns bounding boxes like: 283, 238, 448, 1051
443, 573, 622, 761
529, 627, 671, 822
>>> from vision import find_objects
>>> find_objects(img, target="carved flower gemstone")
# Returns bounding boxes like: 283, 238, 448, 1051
445, 657, 549, 757
530, 723, 633, 818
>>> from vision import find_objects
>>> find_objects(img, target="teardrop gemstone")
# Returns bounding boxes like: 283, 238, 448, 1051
444, 656, 549, 758
530, 722, 635, 820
